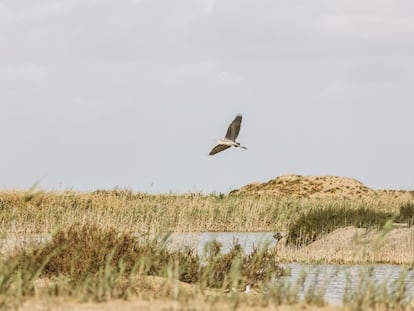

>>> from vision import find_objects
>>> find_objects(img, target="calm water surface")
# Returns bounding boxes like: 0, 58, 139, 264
169, 231, 277, 254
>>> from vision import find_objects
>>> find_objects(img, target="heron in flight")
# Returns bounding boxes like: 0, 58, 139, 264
209, 115, 248, 155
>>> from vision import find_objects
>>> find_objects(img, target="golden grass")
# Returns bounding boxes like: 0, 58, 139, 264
1, 221, 414, 310
0, 224, 290, 309
2, 186, 414, 311
0, 190, 283, 233
1, 188, 414, 266
1, 189, 412, 235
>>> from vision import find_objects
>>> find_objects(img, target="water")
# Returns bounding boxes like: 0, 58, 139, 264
0, 234, 51, 256
169, 231, 278, 254
284, 263, 414, 305
168, 231, 414, 305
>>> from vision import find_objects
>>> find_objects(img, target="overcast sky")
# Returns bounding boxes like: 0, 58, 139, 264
1, 0, 413, 193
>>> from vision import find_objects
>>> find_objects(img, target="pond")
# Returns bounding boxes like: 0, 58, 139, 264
169, 231, 414, 305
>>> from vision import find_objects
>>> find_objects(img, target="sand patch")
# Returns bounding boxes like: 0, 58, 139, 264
18, 275, 348, 311
17, 298, 349, 311
275, 226, 414, 265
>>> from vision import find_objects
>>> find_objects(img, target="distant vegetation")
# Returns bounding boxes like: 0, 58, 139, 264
0, 189, 412, 234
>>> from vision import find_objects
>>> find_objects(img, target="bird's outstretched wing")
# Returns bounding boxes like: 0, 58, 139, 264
209, 144, 231, 155
224, 115, 242, 142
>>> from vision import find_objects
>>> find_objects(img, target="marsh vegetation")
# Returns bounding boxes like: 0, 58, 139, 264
1, 189, 412, 234
1, 187, 414, 310
2, 224, 413, 311
0, 224, 287, 309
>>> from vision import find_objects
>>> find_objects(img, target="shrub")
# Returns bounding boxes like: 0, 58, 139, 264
397, 203, 414, 227
1, 224, 286, 304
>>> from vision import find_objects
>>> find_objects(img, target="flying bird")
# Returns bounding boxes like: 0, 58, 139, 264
209, 115, 248, 155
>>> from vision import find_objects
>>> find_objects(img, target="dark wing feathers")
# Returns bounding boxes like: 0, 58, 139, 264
224, 115, 242, 141
209, 144, 231, 155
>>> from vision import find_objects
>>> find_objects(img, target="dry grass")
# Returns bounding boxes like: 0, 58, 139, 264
0, 224, 292, 310
1, 188, 414, 266
1, 178, 414, 310
0, 224, 287, 297
0, 190, 287, 233
1, 188, 412, 235
1, 206, 414, 310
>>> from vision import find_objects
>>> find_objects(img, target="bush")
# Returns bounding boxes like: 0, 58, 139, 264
7, 225, 201, 285
397, 203, 414, 227
1, 224, 287, 304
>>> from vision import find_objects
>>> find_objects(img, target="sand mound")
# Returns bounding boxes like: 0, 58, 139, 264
232, 174, 375, 199
231, 174, 413, 200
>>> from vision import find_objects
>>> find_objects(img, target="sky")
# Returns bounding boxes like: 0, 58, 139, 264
1, 0, 413, 193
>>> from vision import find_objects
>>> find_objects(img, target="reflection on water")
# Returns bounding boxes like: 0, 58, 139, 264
0, 234, 51, 256
169, 231, 277, 254
169, 231, 414, 305
282, 263, 414, 305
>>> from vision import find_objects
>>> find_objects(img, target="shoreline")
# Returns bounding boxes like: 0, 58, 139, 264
2, 226, 413, 265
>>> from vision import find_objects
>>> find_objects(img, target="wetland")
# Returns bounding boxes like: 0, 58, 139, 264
1, 175, 414, 310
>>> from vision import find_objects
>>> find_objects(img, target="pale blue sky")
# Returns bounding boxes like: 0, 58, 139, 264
1, 0, 413, 193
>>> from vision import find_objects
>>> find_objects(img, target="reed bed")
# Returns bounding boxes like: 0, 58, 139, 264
1, 224, 414, 311
0, 189, 412, 235
2, 224, 414, 311
1, 188, 414, 310
0, 224, 288, 309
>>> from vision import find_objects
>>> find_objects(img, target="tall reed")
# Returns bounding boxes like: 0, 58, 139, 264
1, 189, 410, 234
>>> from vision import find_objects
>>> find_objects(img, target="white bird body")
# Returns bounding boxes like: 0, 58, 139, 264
209, 115, 247, 155
217, 138, 238, 147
